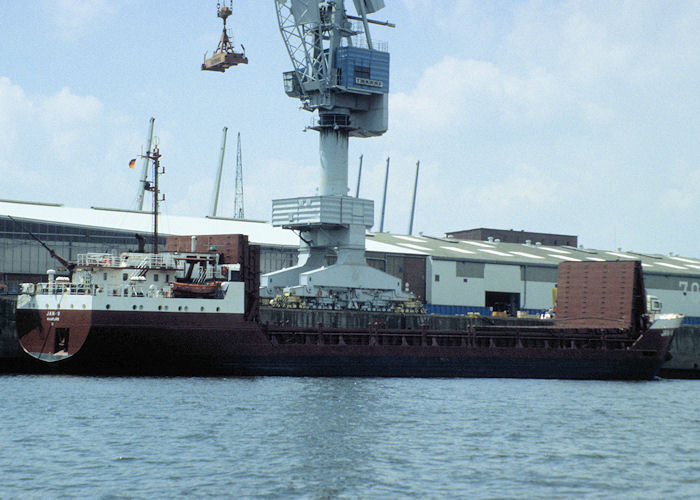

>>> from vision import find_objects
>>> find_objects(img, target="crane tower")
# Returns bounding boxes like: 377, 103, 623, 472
260, 0, 411, 309
207, 0, 411, 309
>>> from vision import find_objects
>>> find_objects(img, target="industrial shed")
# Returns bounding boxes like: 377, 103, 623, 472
2, 199, 700, 322
368, 232, 700, 322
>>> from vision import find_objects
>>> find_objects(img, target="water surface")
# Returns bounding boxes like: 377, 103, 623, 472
1, 376, 698, 499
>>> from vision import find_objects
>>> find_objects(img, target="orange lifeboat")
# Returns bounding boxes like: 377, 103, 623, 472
171, 281, 220, 298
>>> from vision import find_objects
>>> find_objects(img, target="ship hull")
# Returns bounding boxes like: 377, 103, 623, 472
16, 307, 675, 379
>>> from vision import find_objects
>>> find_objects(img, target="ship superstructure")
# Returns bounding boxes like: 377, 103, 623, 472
17, 249, 243, 363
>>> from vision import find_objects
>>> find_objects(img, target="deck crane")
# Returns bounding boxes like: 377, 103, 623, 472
208, 0, 411, 310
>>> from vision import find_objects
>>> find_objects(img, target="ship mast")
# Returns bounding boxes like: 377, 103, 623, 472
143, 146, 164, 254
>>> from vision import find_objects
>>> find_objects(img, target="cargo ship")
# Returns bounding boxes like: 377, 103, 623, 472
14, 235, 681, 379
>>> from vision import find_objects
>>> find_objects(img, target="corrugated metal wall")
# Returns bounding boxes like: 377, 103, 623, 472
166, 234, 250, 264
367, 252, 426, 301
0, 217, 160, 287
556, 261, 645, 329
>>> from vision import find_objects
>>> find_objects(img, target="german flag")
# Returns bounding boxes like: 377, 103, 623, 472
128, 158, 136, 169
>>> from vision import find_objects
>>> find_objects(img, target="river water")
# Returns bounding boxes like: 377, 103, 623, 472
1, 375, 698, 499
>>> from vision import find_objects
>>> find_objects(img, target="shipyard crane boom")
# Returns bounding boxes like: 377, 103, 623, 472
209, 127, 228, 217
205, 1, 411, 309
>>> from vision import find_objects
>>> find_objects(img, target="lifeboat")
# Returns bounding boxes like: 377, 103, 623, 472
171, 281, 220, 298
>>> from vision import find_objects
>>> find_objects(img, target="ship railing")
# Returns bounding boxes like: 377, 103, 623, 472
76, 253, 177, 269
33, 282, 173, 298
97, 283, 172, 298
78, 253, 117, 267
128, 254, 176, 269
264, 325, 639, 351
35, 282, 99, 296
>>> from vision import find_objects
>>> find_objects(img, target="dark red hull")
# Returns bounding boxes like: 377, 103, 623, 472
16, 308, 674, 379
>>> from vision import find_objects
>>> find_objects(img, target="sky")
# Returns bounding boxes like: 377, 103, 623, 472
1, 0, 699, 256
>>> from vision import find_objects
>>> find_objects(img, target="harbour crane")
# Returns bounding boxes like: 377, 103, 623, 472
205, 0, 411, 310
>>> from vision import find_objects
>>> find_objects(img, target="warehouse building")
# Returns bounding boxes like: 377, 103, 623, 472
368, 232, 700, 322
2, 199, 700, 323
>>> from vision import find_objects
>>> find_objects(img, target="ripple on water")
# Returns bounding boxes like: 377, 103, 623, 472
1, 376, 699, 498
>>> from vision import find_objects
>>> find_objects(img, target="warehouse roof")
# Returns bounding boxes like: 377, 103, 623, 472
368, 232, 700, 277
0, 200, 421, 256
3, 199, 699, 276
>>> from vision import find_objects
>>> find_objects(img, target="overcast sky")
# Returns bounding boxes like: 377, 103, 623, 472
1, 1, 698, 256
